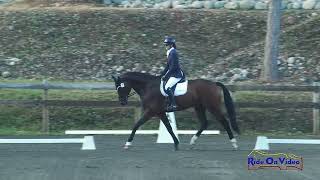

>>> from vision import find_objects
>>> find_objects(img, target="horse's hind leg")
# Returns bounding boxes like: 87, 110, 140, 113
219, 114, 238, 149
190, 106, 208, 145
209, 109, 238, 150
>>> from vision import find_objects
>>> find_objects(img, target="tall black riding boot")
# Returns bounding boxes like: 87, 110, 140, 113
167, 87, 177, 112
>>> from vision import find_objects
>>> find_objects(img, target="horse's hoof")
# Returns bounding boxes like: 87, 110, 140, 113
231, 141, 238, 150
232, 144, 239, 151
230, 138, 238, 150
190, 135, 198, 145
174, 144, 179, 151
124, 142, 132, 150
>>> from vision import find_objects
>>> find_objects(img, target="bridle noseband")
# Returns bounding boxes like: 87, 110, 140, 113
127, 91, 136, 97
116, 83, 136, 98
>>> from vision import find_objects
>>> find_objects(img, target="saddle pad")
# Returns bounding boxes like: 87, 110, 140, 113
160, 80, 188, 97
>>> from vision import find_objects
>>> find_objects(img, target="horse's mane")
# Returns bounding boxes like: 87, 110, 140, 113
120, 72, 160, 83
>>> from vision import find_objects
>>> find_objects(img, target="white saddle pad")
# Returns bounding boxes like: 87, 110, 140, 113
160, 80, 188, 97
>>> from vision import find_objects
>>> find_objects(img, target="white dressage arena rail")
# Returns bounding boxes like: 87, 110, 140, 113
65, 130, 220, 135
254, 136, 320, 150
66, 113, 220, 143
0, 136, 96, 150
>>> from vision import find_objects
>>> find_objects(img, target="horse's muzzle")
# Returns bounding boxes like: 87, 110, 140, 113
119, 98, 128, 106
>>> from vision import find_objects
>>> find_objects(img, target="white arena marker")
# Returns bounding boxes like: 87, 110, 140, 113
157, 112, 179, 143
82, 136, 96, 150
254, 136, 270, 150
0, 136, 96, 151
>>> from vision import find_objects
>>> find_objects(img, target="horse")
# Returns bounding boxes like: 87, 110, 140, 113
112, 72, 240, 151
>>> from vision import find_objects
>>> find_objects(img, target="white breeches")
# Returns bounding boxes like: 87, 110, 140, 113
165, 77, 181, 90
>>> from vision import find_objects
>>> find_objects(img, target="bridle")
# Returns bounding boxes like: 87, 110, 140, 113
116, 83, 136, 98
127, 91, 136, 98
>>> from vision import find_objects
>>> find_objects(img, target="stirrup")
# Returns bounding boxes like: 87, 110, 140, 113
166, 104, 177, 112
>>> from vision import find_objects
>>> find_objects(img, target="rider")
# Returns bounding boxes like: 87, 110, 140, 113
160, 36, 185, 112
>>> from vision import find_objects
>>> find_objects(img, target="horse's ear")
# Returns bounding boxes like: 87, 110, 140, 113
111, 75, 117, 82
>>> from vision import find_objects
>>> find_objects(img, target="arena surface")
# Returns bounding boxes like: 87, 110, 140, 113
0, 135, 319, 180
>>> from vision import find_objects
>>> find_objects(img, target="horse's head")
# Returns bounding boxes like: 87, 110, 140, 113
112, 75, 132, 105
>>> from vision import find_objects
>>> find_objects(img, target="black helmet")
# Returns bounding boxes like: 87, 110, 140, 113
163, 36, 176, 45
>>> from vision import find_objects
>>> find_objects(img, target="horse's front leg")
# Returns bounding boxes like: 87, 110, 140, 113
160, 113, 180, 151
124, 111, 151, 149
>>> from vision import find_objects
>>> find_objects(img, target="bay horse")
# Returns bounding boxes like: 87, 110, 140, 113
112, 72, 240, 151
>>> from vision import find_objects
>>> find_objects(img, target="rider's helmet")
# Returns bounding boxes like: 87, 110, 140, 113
164, 36, 176, 48
164, 36, 175, 45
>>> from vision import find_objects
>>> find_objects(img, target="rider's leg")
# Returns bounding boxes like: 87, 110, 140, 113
167, 87, 177, 111
165, 77, 181, 111
164, 77, 181, 90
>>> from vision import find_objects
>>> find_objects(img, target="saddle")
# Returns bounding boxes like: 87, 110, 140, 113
160, 77, 188, 97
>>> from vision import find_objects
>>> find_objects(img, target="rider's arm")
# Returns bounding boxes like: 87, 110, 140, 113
160, 63, 169, 77
164, 51, 179, 79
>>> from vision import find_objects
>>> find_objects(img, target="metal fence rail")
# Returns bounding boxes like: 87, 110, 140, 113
0, 81, 319, 134
0, 81, 318, 91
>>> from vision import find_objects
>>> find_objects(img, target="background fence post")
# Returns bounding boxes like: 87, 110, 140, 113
42, 80, 49, 133
313, 82, 320, 135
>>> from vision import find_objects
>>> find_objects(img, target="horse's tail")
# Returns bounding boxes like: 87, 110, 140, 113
215, 82, 240, 135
